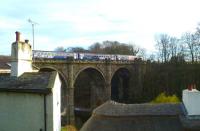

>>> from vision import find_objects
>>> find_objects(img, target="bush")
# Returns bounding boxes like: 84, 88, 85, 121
151, 92, 180, 103
61, 127, 67, 131
61, 125, 77, 131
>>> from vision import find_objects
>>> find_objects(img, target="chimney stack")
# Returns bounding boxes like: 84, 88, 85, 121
182, 88, 200, 116
11, 31, 32, 77
15, 31, 21, 42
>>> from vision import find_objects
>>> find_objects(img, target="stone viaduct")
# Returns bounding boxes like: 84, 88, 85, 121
33, 59, 143, 125
9, 31, 143, 126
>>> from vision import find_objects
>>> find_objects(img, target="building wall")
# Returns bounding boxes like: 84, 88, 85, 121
11, 41, 32, 77
46, 72, 61, 131
183, 89, 200, 115
0, 92, 45, 131
46, 93, 53, 130
53, 73, 61, 131
0, 69, 10, 73
11, 60, 32, 76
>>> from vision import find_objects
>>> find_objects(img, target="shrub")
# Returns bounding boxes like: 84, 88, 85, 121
151, 92, 180, 103
62, 125, 77, 131
61, 127, 67, 131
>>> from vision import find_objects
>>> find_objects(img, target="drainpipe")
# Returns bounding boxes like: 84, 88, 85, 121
44, 95, 47, 131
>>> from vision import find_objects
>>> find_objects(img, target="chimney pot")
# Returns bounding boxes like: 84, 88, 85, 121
15, 31, 21, 42
25, 39, 29, 43
188, 84, 192, 91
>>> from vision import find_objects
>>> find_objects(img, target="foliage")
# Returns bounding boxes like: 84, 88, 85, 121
61, 127, 67, 131
139, 62, 200, 103
89, 41, 140, 55
151, 92, 180, 103
54, 46, 88, 53
61, 125, 77, 131
54, 46, 66, 52
66, 47, 88, 53
55, 41, 142, 56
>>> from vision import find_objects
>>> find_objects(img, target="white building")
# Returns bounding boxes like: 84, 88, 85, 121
182, 88, 200, 116
0, 31, 61, 131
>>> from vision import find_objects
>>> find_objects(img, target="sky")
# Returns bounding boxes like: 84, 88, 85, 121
1, 0, 200, 55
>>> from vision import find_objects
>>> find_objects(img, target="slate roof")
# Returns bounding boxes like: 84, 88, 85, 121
0, 55, 11, 69
0, 62, 10, 69
0, 55, 11, 62
0, 55, 39, 70
0, 72, 56, 94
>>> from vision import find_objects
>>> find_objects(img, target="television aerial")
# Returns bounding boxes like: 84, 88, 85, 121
28, 18, 39, 51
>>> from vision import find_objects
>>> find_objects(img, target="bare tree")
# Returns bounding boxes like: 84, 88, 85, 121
181, 32, 197, 62
169, 37, 179, 58
194, 26, 200, 61
156, 34, 171, 62
148, 53, 156, 62
128, 44, 139, 56
137, 48, 147, 60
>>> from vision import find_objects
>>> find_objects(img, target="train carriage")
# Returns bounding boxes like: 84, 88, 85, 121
33, 50, 139, 61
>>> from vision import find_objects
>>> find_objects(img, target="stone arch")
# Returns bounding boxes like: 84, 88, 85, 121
74, 67, 107, 127
39, 66, 68, 85
39, 66, 68, 125
74, 66, 106, 84
111, 66, 131, 79
111, 67, 131, 103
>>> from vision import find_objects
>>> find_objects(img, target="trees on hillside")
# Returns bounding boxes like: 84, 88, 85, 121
54, 41, 141, 56
155, 24, 200, 63
89, 41, 139, 55
53, 23, 200, 63
181, 32, 197, 63
156, 34, 171, 62
54, 46, 66, 52
66, 47, 88, 53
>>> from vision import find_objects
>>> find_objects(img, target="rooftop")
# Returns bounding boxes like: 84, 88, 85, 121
0, 55, 11, 70
81, 101, 200, 131
93, 101, 183, 116
0, 72, 56, 94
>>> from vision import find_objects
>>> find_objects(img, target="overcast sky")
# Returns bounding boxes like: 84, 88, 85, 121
1, 0, 200, 55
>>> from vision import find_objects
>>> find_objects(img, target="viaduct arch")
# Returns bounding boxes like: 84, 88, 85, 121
39, 66, 69, 125
34, 60, 143, 125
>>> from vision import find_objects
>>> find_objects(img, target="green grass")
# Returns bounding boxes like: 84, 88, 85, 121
151, 92, 180, 103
